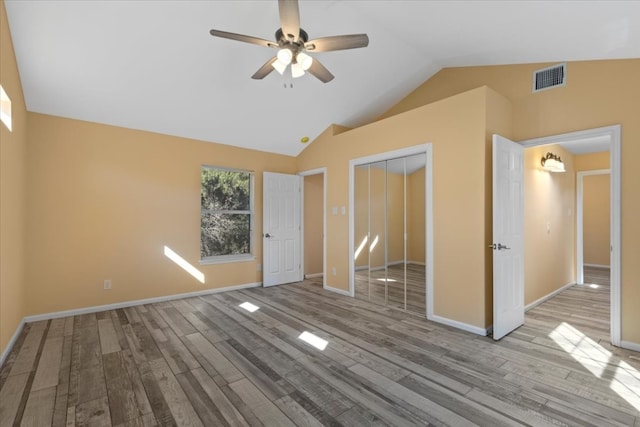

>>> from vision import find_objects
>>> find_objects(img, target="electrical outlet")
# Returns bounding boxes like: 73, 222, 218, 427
103, 279, 112, 290
331, 267, 337, 276
257, 263, 262, 272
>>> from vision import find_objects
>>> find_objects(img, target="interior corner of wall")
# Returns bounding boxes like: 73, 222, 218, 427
331, 124, 352, 135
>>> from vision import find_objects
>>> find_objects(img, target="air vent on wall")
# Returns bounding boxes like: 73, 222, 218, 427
533, 63, 566, 93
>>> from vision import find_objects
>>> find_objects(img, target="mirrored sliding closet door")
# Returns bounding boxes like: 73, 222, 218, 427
354, 153, 426, 315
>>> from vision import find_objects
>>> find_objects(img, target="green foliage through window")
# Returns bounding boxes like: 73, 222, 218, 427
201, 167, 253, 259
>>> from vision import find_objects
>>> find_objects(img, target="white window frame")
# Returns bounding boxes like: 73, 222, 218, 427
200, 165, 255, 265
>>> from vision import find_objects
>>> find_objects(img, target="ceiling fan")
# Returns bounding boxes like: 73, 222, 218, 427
209, 0, 369, 83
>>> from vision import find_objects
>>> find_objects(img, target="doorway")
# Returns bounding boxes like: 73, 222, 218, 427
348, 144, 434, 317
519, 125, 621, 346
577, 169, 611, 284
300, 168, 327, 289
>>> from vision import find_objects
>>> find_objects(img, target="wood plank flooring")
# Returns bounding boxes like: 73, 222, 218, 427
355, 263, 426, 315
1, 269, 639, 426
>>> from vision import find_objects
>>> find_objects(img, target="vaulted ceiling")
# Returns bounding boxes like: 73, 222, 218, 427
5, 1, 640, 156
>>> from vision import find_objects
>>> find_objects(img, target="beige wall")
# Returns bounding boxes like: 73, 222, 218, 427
524, 144, 576, 305
575, 151, 611, 267
583, 174, 610, 267
386, 170, 405, 264
369, 166, 387, 269
0, 0, 28, 356
298, 87, 501, 328
381, 59, 640, 343
407, 167, 425, 264
575, 151, 610, 171
25, 113, 296, 316
303, 173, 323, 275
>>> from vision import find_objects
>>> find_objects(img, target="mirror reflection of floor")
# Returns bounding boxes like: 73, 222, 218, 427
355, 263, 426, 315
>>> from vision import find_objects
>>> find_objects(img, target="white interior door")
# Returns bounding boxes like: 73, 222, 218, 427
263, 172, 302, 287
492, 134, 525, 340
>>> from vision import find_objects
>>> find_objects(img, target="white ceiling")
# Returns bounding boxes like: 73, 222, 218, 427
5, 1, 640, 157
557, 135, 611, 155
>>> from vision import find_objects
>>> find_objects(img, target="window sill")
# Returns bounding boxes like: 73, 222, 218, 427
199, 255, 255, 265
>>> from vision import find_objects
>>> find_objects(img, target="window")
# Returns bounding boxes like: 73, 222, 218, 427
200, 166, 254, 263
0, 85, 11, 131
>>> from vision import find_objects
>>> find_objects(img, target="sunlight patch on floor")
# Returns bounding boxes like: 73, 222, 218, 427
299, 331, 328, 351
549, 322, 640, 411
549, 322, 611, 377
239, 302, 260, 312
611, 360, 640, 411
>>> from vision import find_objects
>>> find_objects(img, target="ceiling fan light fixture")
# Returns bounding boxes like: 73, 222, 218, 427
296, 52, 313, 70
276, 48, 293, 65
291, 62, 305, 78
272, 59, 287, 75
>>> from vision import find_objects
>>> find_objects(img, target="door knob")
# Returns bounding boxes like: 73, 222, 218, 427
264, 233, 273, 238
489, 243, 511, 250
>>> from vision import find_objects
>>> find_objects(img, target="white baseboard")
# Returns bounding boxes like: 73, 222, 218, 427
428, 314, 489, 336
355, 265, 368, 271
324, 285, 351, 297
525, 281, 575, 312
23, 282, 262, 323
620, 340, 640, 353
408, 261, 426, 266
387, 260, 405, 267
0, 318, 26, 368
304, 273, 323, 279
584, 263, 610, 269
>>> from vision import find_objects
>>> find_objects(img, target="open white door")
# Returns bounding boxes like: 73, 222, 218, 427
492, 134, 525, 340
263, 172, 302, 287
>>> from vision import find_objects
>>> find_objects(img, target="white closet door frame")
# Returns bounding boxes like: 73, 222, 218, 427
348, 144, 433, 319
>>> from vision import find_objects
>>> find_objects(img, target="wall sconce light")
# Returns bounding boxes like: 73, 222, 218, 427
541, 152, 566, 173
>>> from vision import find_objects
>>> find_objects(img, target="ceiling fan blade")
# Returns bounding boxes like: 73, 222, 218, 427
305, 34, 369, 52
307, 58, 334, 83
209, 29, 277, 48
252, 57, 277, 80
278, 0, 301, 41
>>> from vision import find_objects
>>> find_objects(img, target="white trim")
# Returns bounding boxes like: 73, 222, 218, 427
348, 144, 433, 313
425, 144, 434, 320
525, 282, 575, 312
620, 341, 640, 353
428, 314, 489, 336
299, 167, 327, 291
576, 169, 610, 284
408, 261, 426, 266
304, 273, 323, 279
584, 263, 610, 269
199, 254, 255, 265
23, 282, 261, 323
519, 124, 621, 347
324, 285, 351, 297
0, 319, 26, 367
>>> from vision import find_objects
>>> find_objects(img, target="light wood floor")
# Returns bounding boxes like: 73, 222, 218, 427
1, 268, 638, 426
355, 264, 426, 315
